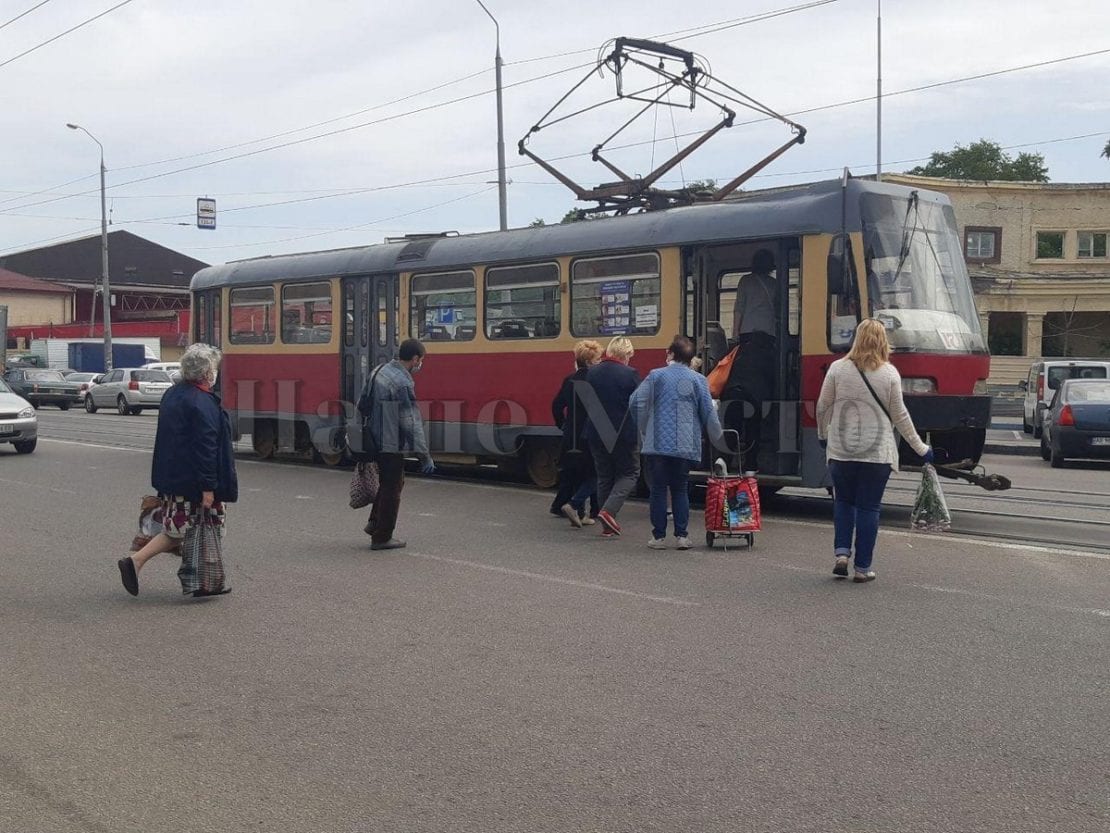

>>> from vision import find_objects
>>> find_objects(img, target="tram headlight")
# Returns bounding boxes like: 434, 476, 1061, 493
901, 377, 937, 395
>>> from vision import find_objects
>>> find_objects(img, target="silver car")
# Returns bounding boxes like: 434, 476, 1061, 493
0, 377, 38, 454
84, 367, 174, 415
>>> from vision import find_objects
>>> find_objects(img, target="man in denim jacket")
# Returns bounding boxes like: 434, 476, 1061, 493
357, 338, 434, 550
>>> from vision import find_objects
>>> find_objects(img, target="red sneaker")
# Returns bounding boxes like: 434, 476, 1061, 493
597, 509, 621, 536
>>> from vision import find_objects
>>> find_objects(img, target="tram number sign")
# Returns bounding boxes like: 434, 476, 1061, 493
197, 198, 217, 229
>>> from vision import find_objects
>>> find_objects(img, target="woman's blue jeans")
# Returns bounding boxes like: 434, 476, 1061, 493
828, 460, 892, 571
644, 454, 692, 539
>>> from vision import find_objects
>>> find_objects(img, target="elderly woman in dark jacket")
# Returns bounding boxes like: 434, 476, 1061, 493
117, 343, 238, 597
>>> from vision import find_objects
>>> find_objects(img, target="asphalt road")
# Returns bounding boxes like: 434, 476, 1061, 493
1, 414, 1108, 832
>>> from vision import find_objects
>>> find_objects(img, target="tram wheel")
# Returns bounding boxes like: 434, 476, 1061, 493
316, 448, 345, 467
525, 440, 560, 489
252, 420, 277, 459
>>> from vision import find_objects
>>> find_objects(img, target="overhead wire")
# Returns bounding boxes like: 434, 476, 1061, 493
0, 0, 53, 32
0, 0, 135, 70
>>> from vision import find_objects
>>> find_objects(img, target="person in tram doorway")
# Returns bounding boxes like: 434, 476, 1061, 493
549, 339, 603, 527
583, 336, 641, 537
724, 248, 779, 472
358, 338, 435, 551
816, 319, 933, 583
630, 335, 725, 550
117, 343, 238, 597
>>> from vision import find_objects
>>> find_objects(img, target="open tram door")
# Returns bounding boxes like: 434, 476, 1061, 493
689, 238, 802, 481
340, 274, 399, 409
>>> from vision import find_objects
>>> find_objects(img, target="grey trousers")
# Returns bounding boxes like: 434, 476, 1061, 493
589, 438, 641, 516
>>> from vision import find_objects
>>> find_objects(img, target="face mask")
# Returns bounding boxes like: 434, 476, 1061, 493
209, 372, 218, 386
411, 361, 423, 374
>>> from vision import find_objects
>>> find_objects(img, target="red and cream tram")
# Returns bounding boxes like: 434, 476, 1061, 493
190, 176, 991, 488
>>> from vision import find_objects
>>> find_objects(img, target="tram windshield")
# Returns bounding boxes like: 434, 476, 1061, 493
860, 192, 986, 353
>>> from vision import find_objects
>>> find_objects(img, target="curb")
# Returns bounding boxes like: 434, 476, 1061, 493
983, 442, 1039, 457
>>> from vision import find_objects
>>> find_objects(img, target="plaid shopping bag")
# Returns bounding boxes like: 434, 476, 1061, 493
178, 512, 228, 596
349, 461, 380, 509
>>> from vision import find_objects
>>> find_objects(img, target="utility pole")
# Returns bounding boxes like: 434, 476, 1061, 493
876, 0, 883, 181
475, 0, 508, 230
67, 123, 113, 370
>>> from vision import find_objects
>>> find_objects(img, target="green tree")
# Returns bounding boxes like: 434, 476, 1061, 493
907, 139, 1049, 182
528, 218, 546, 227
1102, 138, 1110, 160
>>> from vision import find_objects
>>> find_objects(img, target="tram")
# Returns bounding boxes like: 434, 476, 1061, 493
190, 175, 991, 489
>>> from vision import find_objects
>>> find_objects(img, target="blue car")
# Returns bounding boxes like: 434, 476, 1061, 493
1039, 378, 1110, 468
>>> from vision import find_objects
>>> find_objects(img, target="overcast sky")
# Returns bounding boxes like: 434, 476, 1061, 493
2, 0, 1108, 267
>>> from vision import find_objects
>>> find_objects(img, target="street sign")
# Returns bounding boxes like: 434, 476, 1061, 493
197, 197, 216, 229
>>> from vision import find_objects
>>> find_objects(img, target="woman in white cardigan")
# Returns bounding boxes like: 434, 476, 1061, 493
816, 319, 933, 582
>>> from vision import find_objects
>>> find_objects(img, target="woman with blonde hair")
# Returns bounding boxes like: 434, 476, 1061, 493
816, 319, 932, 582
549, 339, 603, 526
583, 336, 641, 537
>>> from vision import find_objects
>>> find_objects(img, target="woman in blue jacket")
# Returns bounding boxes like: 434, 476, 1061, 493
630, 335, 724, 549
117, 343, 238, 597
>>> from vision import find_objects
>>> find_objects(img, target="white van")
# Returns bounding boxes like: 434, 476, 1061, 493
1021, 359, 1110, 437
143, 361, 182, 382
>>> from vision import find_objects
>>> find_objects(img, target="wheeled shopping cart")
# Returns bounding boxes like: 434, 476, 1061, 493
704, 431, 761, 548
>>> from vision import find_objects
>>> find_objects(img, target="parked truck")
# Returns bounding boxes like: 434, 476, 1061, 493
28, 338, 160, 371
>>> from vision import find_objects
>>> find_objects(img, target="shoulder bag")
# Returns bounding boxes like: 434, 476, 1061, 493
349, 363, 386, 462
854, 362, 892, 425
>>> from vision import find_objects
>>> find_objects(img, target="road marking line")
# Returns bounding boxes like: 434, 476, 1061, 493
406, 551, 699, 607
39, 437, 147, 453
909, 583, 1110, 618
771, 517, 1110, 561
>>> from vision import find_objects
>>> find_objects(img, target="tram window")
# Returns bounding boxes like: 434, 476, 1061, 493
570, 253, 660, 337
787, 248, 800, 338
281, 282, 333, 344
212, 293, 222, 347
827, 235, 859, 352
378, 293, 388, 346
228, 286, 275, 344
344, 284, 355, 347
196, 294, 208, 343
486, 263, 560, 339
410, 270, 476, 341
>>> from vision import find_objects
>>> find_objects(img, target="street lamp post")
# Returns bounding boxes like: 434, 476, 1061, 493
66, 123, 113, 371
475, 0, 508, 231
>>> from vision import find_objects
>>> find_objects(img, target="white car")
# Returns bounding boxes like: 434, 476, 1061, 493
0, 378, 38, 454
84, 367, 174, 415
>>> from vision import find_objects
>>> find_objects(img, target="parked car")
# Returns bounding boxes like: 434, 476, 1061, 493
1, 368, 82, 410
1039, 378, 1110, 468
143, 361, 182, 382
84, 367, 174, 415
63, 371, 103, 397
0, 377, 38, 453
1021, 359, 1110, 438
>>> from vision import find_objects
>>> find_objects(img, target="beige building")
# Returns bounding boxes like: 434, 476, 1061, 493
0, 267, 74, 328
883, 174, 1110, 384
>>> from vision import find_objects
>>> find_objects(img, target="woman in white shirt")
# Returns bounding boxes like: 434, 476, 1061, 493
816, 319, 933, 582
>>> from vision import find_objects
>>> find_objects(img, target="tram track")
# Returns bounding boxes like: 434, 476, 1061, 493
34, 411, 1110, 555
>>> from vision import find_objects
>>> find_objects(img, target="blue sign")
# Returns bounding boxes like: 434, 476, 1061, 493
598, 280, 632, 335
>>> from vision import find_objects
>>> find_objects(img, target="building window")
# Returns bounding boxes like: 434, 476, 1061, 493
228, 286, 275, 344
410, 270, 476, 341
571, 252, 661, 337
485, 263, 560, 339
281, 282, 333, 344
1035, 231, 1065, 260
964, 227, 1001, 263
1078, 231, 1108, 259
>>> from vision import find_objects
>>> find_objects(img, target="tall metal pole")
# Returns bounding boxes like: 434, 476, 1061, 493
475, 0, 508, 230
67, 123, 113, 370
876, 0, 883, 181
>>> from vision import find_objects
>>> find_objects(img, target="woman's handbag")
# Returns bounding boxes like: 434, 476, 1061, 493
178, 512, 228, 596
349, 461, 380, 509
707, 346, 739, 398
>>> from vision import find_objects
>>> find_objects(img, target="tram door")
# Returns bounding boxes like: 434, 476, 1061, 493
193, 289, 223, 391
689, 240, 802, 477
340, 275, 399, 407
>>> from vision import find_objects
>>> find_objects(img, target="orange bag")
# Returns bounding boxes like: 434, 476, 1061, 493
707, 346, 739, 398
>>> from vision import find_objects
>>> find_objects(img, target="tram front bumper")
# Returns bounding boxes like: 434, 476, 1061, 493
900, 394, 991, 466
